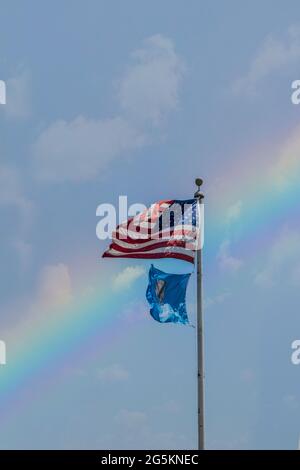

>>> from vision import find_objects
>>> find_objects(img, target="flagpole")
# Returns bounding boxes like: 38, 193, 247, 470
194, 178, 205, 450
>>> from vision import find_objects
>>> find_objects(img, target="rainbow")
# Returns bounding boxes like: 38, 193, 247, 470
204, 125, 300, 265
0, 271, 145, 416
0, 122, 300, 427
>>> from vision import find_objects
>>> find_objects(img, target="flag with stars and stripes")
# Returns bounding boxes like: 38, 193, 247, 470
102, 199, 199, 264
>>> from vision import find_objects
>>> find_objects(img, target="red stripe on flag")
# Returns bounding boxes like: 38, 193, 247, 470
102, 251, 195, 263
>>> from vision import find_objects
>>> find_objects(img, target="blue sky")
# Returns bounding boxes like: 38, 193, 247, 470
1, 0, 300, 449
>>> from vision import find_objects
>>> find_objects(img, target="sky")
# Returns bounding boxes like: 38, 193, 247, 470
0, 0, 300, 450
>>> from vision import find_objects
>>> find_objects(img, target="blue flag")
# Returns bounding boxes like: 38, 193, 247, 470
146, 264, 191, 325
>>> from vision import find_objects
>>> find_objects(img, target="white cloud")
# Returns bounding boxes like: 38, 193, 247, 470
37, 263, 73, 308
0, 165, 34, 230
97, 364, 129, 383
113, 266, 146, 291
33, 116, 144, 182
233, 25, 300, 95
32, 35, 184, 183
4, 70, 31, 119
217, 240, 243, 273
226, 200, 243, 225
3, 264, 143, 334
117, 300, 147, 325
254, 269, 273, 288
205, 291, 231, 309
1, 262, 73, 336
272, 123, 300, 190
255, 228, 300, 287
0, 165, 27, 208
118, 34, 185, 125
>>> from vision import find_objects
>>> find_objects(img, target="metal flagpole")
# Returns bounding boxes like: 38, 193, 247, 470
194, 178, 205, 450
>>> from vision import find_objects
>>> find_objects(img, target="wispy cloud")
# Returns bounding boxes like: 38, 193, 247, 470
272, 123, 300, 190
0, 165, 28, 209
33, 116, 144, 182
217, 240, 243, 273
1, 262, 73, 333
97, 364, 129, 383
226, 200, 243, 225
0, 165, 34, 268
32, 35, 184, 183
113, 266, 146, 291
4, 69, 31, 119
255, 227, 300, 287
119, 34, 185, 125
37, 263, 73, 308
205, 291, 231, 309
233, 25, 300, 95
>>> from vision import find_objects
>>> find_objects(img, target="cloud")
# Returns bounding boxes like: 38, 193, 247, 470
1, 262, 73, 334
255, 228, 300, 287
118, 34, 185, 125
0, 165, 28, 208
37, 263, 73, 308
117, 300, 148, 325
3, 264, 142, 333
4, 70, 31, 119
0, 165, 34, 266
217, 240, 243, 272
205, 291, 231, 309
233, 25, 300, 95
97, 364, 129, 383
33, 116, 144, 182
32, 34, 184, 183
226, 200, 243, 225
272, 123, 300, 190
105, 409, 190, 450
113, 266, 146, 291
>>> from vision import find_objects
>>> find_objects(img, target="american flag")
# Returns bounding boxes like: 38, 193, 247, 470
102, 199, 199, 264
